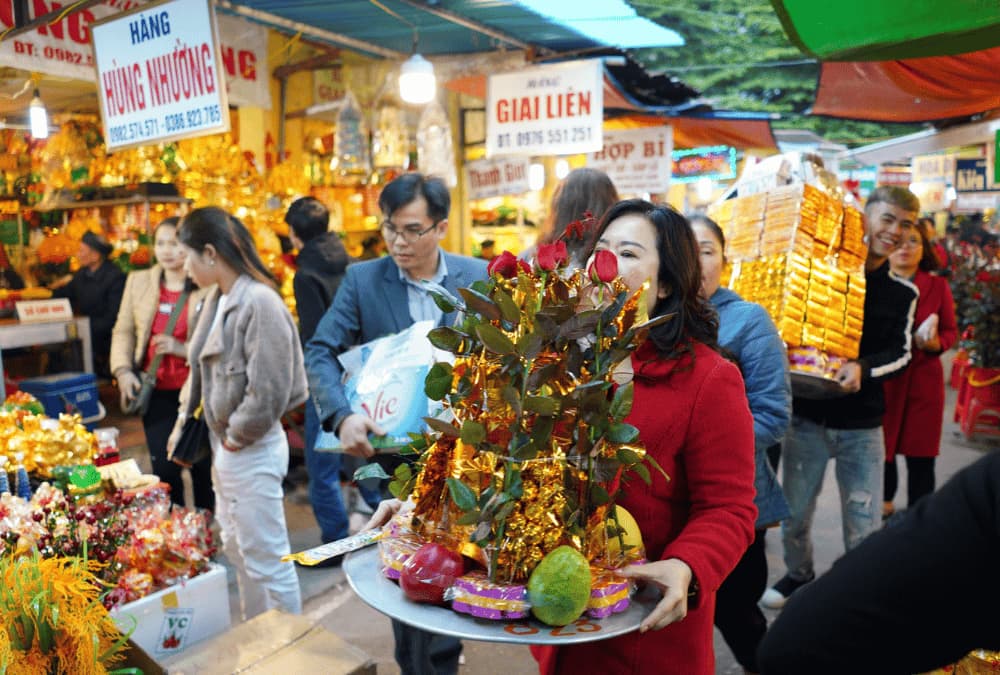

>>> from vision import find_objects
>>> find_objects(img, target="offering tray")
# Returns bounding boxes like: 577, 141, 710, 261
790, 371, 849, 400
344, 545, 655, 645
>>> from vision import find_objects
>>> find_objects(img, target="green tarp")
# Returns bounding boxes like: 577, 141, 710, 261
771, 0, 1000, 60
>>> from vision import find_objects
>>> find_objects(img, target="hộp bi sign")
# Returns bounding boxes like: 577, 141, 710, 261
955, 158, 989, 193
91, 0, 230, 152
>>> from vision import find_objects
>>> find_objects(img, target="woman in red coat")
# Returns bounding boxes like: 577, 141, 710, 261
882, 223, 958, 516
532, 200, 757, 675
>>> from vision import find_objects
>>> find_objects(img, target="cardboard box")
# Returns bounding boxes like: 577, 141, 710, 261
167, 609, 375, 674
111, 563, 231, 659
120, 638, 167, 675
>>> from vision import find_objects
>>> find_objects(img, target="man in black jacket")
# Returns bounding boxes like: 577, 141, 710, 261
52, 231, 125, 378
286, 197, 352, 546
762, 186, 920, 609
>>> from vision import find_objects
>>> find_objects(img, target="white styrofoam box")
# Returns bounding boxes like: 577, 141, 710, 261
110, 563, 231, 658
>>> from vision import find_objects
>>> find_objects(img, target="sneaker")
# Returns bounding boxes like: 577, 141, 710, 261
760, 573, 814, 609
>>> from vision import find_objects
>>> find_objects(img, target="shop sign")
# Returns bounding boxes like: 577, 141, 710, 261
15, 299, 72, 323
670, 145, 736, 184
586, 126, 673, 194
956, 158, 989, 192
486, 59, 603, 158
956, 191, 1000, 213
91, 0, 229, 152
466, 156, 531, 200
911, 153, 955, 184
995, 130, 1000, 184
876, 167, 912, 186
0, 1, 269, 109
909, 181, 949, 212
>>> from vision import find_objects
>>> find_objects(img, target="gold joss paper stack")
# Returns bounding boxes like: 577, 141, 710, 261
711, 183, 869, 371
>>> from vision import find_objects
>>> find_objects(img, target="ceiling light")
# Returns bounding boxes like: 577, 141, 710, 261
399, 53, 436, 105
29, 88, 48, 139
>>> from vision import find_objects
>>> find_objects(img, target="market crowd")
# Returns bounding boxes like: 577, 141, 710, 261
96, 170, 1000, 675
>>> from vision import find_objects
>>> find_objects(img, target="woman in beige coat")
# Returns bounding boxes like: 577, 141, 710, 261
170, 207, 307, 620
111, 218, 212, 510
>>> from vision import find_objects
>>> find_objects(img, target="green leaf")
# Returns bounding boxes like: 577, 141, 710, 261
589, 483, 611, 506
644, 452, 671, 482
456, 510, 482, 526
460, 287, 502, 321
476, 323, 516, 355
393, 463, 413, 481
505, 466, 523, 499
389, 476, 416, 499
631, 462, 652, 486
607, 422, 640, 444
616, 447, 642, 466
428, 326, 465, 352
529, 415, 554, 448
424, 362, 454, 401
495, 500, 516, 523
523, 395, 558, 416
516, 330, 545, 360
354, 463, 391, 482
494, 287, 521, 325
558, 309, 603, 339
447, 477, 478, 511
610, 381, 634, 419
423, 281, 463, 313
601, 291, 629, 325
471, 521, 491, 543
460, 419, 487, 445
424, 417, 460, 438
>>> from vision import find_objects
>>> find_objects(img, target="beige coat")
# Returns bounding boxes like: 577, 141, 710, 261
109, 265, 209, 379
172, 275, 308, 449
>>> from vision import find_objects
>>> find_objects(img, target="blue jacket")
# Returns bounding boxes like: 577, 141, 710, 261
711, 287, 792, 528
305, 251, 488, 432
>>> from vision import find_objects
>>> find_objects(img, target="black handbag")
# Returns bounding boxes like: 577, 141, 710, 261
122, 289, 190, 416
171, 403, 211, 467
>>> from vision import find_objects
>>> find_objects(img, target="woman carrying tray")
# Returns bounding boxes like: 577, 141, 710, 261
528, 202, 757, 674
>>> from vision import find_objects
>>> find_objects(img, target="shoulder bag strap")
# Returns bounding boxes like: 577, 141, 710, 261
143, 289, 191, 381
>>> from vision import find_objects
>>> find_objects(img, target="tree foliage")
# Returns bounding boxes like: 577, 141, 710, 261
629, 0, 923, 147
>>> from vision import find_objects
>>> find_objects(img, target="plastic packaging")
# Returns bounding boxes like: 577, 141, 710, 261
448, 571, 529, 620
332, 89, 371, 181
282, 529, 385, 566
416, 100, 456, 187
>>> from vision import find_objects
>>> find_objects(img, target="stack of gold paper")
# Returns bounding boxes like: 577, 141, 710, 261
706, 198, 734, 236
729, 253, 812, 347
838, 206, 868, 272
759, 184, 816, 258
726, 193, 767, 261
810, 186, 844, 258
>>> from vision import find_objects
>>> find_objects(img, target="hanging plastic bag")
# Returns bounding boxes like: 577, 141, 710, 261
417, 100, 457, 187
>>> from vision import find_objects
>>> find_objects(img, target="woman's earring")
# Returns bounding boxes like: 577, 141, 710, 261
209, 259, 215, 266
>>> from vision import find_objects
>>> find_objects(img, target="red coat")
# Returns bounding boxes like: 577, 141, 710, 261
533, 341, 757, 675
883, 270, 958, 460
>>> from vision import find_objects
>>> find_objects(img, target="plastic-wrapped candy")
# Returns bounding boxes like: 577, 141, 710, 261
416, 101, 456, 187
448, 571, 529, 621
586, 571, 632, 619
378, 529, 424, 580
333, 89, 371, 181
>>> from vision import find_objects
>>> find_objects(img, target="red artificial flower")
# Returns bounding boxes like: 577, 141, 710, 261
564, 219, 584, 240
517, 259, 532, 275
588, 249, 618, 283
536, 240, 568, 271
977, 270, 993, 282
487, 250, 519, 279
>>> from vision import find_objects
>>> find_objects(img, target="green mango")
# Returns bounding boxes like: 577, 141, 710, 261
527, 545, 591, 626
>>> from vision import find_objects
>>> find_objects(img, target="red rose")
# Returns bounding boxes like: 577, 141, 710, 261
977, 270, 993, 282
974, 292, 984, 300
588, 249, 618, 283
563, 218, 584, 240
487, 250, 519, 278
517, 259, 532, 275
536, 240, 568, 271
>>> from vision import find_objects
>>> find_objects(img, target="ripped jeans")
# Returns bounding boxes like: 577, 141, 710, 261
780, 416, 884, 582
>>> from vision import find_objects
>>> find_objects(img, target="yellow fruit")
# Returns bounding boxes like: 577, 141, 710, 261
605, 505, 644, 559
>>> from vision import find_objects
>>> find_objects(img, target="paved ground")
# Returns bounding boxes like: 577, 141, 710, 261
112, 352, 998, 674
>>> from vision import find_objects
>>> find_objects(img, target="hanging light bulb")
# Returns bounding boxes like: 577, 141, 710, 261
29, 88, 48, 139
399, 52, 436, 105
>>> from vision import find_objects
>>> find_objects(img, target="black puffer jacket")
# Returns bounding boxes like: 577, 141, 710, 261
293, 231, 350, 344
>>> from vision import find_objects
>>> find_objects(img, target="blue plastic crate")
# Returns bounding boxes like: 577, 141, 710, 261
18, 372, 105, 428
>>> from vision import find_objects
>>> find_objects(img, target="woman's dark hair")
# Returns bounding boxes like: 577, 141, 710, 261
153, 216, 195, 292
378, 173, 450, 222
587, 199, 719, 360
687, 214, 726, 259
178, 207, 277, 290
542, 168, 619, 254
911, 219, 940, 273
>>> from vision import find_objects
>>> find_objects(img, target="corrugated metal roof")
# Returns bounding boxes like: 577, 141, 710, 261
216, 0, 683, 58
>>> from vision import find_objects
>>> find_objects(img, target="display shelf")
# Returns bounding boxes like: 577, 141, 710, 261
33, 195, 191, 212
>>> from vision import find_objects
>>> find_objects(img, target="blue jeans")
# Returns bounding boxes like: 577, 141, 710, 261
780, 416, 884, 581
304, 397, 349, 543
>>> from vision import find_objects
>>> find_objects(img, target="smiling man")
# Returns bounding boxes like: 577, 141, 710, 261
762, 186, 920, 610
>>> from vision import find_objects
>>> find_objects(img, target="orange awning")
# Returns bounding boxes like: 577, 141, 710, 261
605, 115, 777, 151
812, 47, 1000, 122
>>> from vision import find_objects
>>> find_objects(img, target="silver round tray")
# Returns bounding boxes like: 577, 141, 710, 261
791, 371, 849, 400
343, 545, 656, 644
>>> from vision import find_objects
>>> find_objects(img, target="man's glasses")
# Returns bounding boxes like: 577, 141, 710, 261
381, 220, 440, 244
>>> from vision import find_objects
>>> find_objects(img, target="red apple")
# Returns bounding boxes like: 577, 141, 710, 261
400, 542, 466, 604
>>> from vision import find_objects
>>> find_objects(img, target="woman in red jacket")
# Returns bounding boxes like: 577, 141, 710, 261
532, 200, 757, 675
882, 222, 958, 516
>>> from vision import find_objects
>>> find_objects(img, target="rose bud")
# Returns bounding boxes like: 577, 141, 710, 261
536, 240, 568, 271
487, 250, 519, 279
588, 249, 618, 284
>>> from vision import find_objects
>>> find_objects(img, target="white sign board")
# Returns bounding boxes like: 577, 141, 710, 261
466, 156, 531, 200
0, 2, 268, 109
16, 299, 72, 323
587, 127, 673, 194
911, 153, 956, 184
486, 59, 603, 158
956, 191, 1000, 213
91, 0, 230, 151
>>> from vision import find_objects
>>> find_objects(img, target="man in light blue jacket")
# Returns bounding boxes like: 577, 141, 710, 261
692, 215, 792, 674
